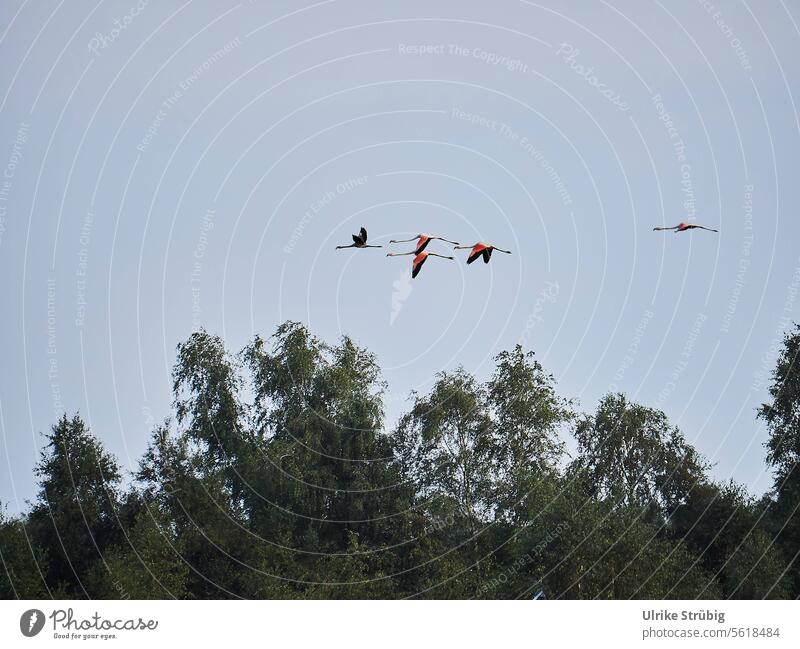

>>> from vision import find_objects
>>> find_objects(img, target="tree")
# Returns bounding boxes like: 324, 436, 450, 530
669, 480, 790, 598
759, 324, 800, 594
487, 345, 572, 523
84, 493, 189, 599
394, 369, 494, 595
721, 526, 791, 599
173, 329, 249, 493
27, 414, 122, 596
0, 507, 50, 598
136, 422, 286, 599
528, 467, 718, 600
245, 325, 412, 594
575, 394, 709, 519
4, 321, 797, 600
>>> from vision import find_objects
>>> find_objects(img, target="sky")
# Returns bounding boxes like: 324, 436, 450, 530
1, 0, 799, 513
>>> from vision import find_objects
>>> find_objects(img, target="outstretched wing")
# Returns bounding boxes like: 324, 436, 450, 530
467, 243, 486, 265
360, 227, 368, 243
415, 235, 431, 253
412, 253, 428, 278
482, 248, 493, 264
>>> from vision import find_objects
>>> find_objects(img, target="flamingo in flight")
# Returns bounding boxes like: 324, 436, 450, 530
653, 222, 718, 233
454, 242, 512, 265
336, 226, 382, 249
387, 250, 453, 279
389, 233, 460, 254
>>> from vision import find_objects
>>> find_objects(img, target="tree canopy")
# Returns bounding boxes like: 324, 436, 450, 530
2, 321, 797, 599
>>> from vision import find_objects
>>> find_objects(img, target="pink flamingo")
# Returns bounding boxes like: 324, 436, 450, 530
388, 233, 459, 254
653, 222, 718, 233
386, 250, 453, 279
453, 242, 512, 265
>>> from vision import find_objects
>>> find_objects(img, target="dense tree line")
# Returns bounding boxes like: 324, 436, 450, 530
2, 321, 798, 599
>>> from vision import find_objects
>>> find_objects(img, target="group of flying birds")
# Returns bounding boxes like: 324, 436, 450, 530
335, 227, 511, 278
335, 221, 718, 279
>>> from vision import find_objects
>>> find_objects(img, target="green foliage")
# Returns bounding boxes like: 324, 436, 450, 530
759, 324, 800, 592
2, 322, 797, 599
0, 508, 50, 598
487, 345, 573, 522
26, 414, 122, 596
575, 394, 710, 517
84, 495, 188, 599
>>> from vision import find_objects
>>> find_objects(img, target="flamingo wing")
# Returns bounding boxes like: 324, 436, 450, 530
482, 248, 493, 264
352, 233, 364, 245
416, 235, 431, 253
412, 252, 428, 278
360, 227, 368, 242
467, 244, 486, 265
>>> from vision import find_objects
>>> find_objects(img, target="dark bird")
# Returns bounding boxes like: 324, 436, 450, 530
389, 233, 459, 254
453, 242, 512, 264
336, 226, 382, 249
386, 250, 453, 279
653, 222, 718, 233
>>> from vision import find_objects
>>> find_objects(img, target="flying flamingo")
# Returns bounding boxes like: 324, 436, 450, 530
386, 250, 453, 279
453, 242, 512, 264
653, 222, 718, 233
389, 233, 460, 253
336, 226, 382, 249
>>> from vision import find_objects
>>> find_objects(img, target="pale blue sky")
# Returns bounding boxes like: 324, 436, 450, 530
1, 0, 799, 512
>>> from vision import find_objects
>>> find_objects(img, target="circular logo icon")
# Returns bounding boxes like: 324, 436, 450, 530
20, 609, 45, 637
